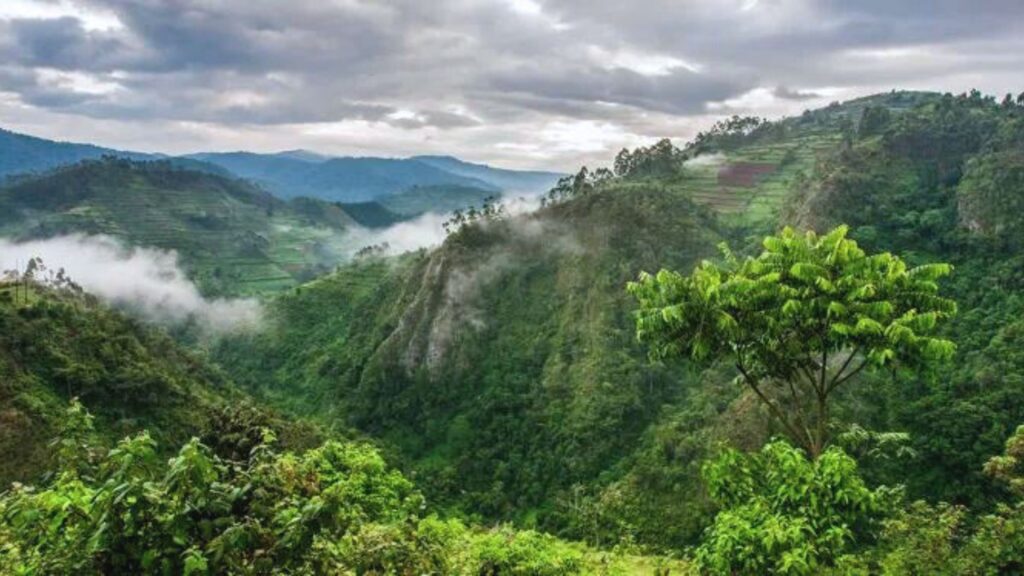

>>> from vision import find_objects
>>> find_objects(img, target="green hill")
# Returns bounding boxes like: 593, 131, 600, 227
0, 281, 325, 485
6, 89, 1024, 570
214, 171, 730, 546
0, 273, 689, 576
0, 158, 364, 296
212, 90, 1024, 553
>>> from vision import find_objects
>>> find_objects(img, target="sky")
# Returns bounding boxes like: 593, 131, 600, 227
0, 0, 1022, 171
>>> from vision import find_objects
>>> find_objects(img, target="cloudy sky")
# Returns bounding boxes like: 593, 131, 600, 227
0, 0, 1021, 170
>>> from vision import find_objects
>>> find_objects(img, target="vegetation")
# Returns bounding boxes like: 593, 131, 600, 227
629, 226, 956, 457
382, 185, 507, 218
207, 89, 1024, 562
695, 440, 887, 574
0, 272, 324, 487
6, 89, 1024, 572
0, 402, 608, 575
0, 158, 361, 296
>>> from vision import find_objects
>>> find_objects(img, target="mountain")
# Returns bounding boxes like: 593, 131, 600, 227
186, 151, 504, 202
6, 89, 1024, 571
0, 128, 563, 212
0, 157, 363, 296
213, 90, 1024, 553
0, 238, 687, 576
0, 128, 155, 181
412, 155, 563, 194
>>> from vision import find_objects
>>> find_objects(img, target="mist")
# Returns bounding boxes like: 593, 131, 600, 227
0, 234, 261, 332
343, 192, 547, 257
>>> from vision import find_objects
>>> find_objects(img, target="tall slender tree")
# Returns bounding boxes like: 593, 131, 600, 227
628, 226, 957, 457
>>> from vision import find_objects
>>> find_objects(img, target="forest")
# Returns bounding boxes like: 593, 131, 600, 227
4, 89, 1024, 574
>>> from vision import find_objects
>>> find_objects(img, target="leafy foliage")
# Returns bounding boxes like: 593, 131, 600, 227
837, 427, 1024, 574
695, 440, 887, 575
542, 167, 614, 205
629, 225, 956, 456
614, 139, 686, 178
0, 402, 664, 575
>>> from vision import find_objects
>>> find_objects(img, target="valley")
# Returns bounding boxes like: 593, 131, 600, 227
4, 89, 1024, 573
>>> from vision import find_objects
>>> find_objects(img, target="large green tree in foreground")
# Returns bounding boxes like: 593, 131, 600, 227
628, 225, 957, 457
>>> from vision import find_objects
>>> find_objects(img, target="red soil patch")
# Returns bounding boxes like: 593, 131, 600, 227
717, 162, 777, 187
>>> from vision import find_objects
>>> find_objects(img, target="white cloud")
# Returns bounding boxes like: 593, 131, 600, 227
0, 0, 122, 31
0, 235, 261, 332
36, 68, 123, 95
589, 46, 701, 76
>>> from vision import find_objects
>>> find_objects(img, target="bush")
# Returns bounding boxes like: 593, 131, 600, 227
694, 440, 888, 575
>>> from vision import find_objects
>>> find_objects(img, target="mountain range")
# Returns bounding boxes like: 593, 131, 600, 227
4, 89, 1024, 571
0, 128, 563, 204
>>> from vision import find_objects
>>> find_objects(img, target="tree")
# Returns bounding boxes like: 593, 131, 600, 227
628, 226, 956, 457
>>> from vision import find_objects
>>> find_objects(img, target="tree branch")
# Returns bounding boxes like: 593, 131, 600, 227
735, 358, 811, 453
827, 356, 871, 395
828, 346, 861, 391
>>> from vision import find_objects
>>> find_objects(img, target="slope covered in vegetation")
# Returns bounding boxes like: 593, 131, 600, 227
0, 279, 322, 486
0, 158, 364, 295
214, 169, 732, 547
0, 283, 687, 575
6, 89, 1024, 573
213, 90, 1024, 559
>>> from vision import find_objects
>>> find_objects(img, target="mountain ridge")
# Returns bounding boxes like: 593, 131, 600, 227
0, 126, 564, 205
213, 89, 1024, 552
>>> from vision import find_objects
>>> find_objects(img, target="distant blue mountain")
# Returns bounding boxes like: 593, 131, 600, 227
411, 155, 562, 194
0, 128, 155, 180
0, 127, 565, 205
186, 152, 506, 202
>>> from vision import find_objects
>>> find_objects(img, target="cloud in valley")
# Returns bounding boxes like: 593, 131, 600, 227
0, 1, 1021, 170
0, 234, 261, 332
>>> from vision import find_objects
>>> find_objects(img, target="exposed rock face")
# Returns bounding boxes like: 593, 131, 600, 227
957, 152, 1024, 238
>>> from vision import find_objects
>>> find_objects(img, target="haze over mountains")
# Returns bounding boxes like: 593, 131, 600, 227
0, 127, 563, 203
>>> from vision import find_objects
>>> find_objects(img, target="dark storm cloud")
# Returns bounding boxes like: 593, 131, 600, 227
7, 17, 129, 70
0, 0, 1022, 167
773, 86, 820, 101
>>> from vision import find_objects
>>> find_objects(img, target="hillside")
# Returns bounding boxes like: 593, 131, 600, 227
212, 90, 1024, 554
0, 280, 324, 485
6, 280, 706, 574
0, 127, 562, 209
0, 158, 364, 295
214, 172, 731, 545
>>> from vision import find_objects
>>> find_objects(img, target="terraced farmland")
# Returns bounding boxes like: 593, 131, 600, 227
678, 132, 843, 224
0, 159, 360, 296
